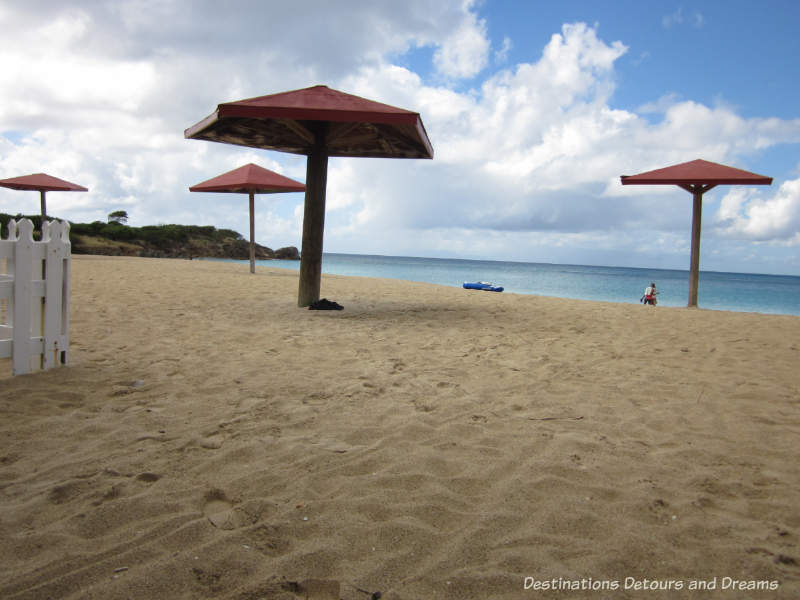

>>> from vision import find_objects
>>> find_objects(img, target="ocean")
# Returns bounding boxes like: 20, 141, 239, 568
232, 253, 800, 316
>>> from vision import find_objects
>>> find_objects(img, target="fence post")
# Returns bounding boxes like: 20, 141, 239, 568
0, 221, 17, 360
1, 218, 70, 376
43, 220, 70, 369
12, 219, 35, 375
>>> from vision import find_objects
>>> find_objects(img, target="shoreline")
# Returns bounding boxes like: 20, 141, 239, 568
2, 255, 799, 599
202, 254, 800, 317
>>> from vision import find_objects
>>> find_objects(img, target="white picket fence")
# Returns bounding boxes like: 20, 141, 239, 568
0, 218, 71, 375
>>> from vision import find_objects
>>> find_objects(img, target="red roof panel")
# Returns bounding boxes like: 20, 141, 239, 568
0, 173, 88, 192
185, 85, 433, 159
222, 85, 418, 124
189, 163, 305, 194
621, 159, 772, 186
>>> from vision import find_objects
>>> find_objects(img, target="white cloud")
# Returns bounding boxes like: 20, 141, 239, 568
662, 7, 704, 29
714, 180, 800, 244
0, 12, 157, 130
495, 36, 512, 64
637, 93, 681, 114
1, 2, 799, 272
432, 7, 491, 79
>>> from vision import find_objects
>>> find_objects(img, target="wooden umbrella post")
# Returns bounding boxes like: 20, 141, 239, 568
298, 125, 329, 307
688, 188, 703, 308
0, 174, 88, 234
248, 191, 256, 274
188, 164, 305, 275
184, 85, 433, 309
622, 161, 769, 311
684, 184, 714, 308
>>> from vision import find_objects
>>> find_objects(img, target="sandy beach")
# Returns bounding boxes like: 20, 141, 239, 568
1, 255, 798, 599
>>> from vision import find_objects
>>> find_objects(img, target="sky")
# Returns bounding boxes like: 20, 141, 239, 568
1, 0, 800, 275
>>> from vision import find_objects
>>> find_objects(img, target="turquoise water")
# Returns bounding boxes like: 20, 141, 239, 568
233, 253, 800, 316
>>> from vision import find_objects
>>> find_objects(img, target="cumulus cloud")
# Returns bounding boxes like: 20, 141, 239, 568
0, 0, 464, 234
340, 23, 637, 233
713, 180, 800, 244
637, 93, 681, 114
1, 1, 799, 270
332, 19, 800, 260
432, 6, 490, 79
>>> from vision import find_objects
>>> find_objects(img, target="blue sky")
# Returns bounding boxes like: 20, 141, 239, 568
481, 1, 800, 119
1, 0, 799, 275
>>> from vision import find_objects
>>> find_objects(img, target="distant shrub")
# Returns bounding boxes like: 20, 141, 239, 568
108, 210, 128, 224
215, 228, 244, 241
2, 213, 250, 248
70, 221, 105, 237
0, 212, 12, 235
137, 225, 186, 248
69, 220, 135, 241
104, 222, 136, 241
1, 212, 43, 238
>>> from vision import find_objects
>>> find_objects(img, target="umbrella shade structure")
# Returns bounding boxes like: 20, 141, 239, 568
0, 173, 88, 223
185, 84, 434, 306
189, 163, 306, 273
621, 159, 772, 307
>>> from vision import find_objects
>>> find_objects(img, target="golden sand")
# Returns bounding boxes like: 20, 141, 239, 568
1, 255, 798, 599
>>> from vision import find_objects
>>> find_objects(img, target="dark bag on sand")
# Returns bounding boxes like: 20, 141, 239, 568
309, 298, 343, 310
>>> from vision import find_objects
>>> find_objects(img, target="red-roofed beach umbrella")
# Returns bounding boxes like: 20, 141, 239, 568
0, 173, 88, 223
621, 159, 772, 307
185, 84, 433, 307
189, 163, 305, 274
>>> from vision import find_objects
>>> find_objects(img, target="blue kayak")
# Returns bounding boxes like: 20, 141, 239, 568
463, 281, 504, 292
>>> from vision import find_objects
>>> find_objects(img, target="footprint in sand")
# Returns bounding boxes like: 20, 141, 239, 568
0, 453, 20, 466
47, 480, 87, 504
203, 489, 241, 530
247, 523, 291, 556
270, 579, 341, 600
196, 433, 224, 449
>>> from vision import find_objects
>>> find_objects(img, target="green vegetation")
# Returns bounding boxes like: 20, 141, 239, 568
1, 212, 43, 235
107, 210, 129, 224
0, 212, 298, 260
69, 220, 244, 249
1, 212, 243, 246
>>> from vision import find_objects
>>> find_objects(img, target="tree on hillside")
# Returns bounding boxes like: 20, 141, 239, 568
108, 210, 128, 224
